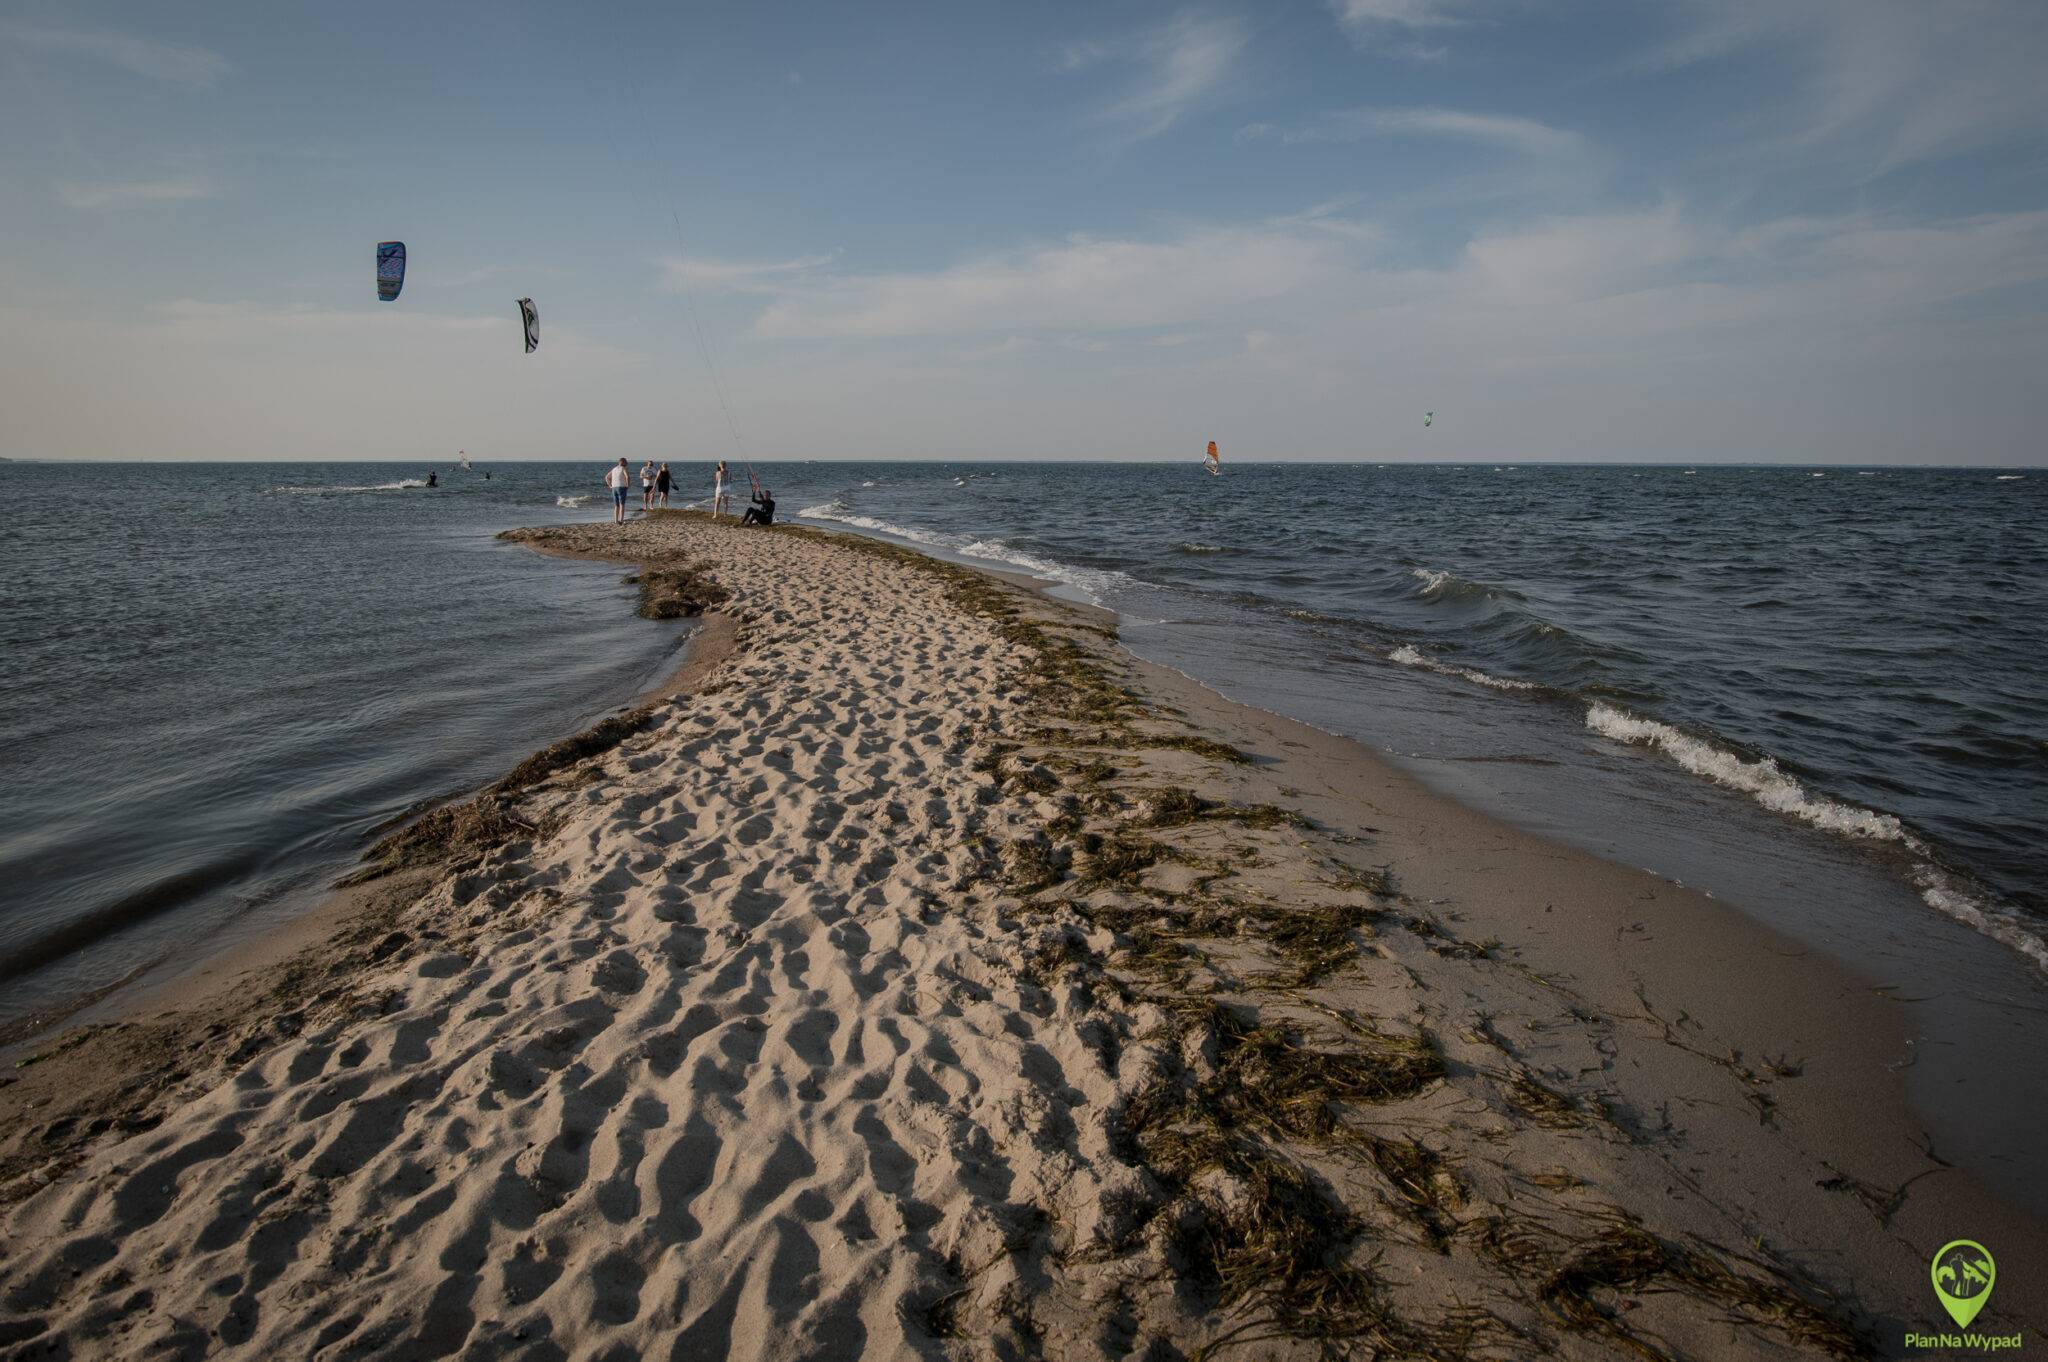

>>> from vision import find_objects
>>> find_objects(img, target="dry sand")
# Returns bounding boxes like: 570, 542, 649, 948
0, 512, 2039, 1359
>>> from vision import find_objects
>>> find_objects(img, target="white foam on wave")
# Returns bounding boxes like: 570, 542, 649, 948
1410, 567, 1452, 595
1178, 542, 1226, 554
1389, 644, 1539, 693
555, 494, 592, 507
1586, 703, 1904, 840
861, 480, 877, 487
1915, 868, 2048, 972
1585, 702, 2048, 976
1995, 475, 2024, 481
274, 479, 426, 494
956, 538, 1131, 599
797, 501, 1128, 601
796, 503, 949, 548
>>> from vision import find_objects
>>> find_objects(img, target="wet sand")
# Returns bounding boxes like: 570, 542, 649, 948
0, 511, 2037, 1359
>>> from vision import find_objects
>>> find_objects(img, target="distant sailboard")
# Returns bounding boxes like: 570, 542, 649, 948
518, 298, 539, 353
1204, 440, 1220, 476
377, 242, 405, 302
1423, 411, 1433, 428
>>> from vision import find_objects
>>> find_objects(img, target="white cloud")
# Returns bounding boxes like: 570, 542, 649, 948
751, 221, 1361, 339
7, 205, 2045, 461
1457, 205, 1701, 307
659, 253, 836, 290
57, 177, 217, 210
0, 21, 231, 84
1637, 0, 2048, 175
1327, 0, 1498, 53
1328, 0, 1474, 30
1243, 106, 1581, 156
1068, 10, 1249, 145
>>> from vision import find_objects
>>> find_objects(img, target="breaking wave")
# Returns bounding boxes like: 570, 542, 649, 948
555, 494, 591, 508
796, 502, 1128, 601
796, 504, 946, 547
1389, 644, 1540, 693
274, 479, 427, 494
1409, 566, 1528, 608
1586, 703, 2048, 974
1587, 704, 1904, 840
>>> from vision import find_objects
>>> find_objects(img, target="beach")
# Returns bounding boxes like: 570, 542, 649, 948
1, 512, 2040, 1359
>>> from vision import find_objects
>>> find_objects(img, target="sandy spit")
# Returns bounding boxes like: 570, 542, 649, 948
0, 511, 2039, 1360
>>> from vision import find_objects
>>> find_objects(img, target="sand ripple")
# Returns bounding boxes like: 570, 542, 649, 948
0, 519, 1137, 1359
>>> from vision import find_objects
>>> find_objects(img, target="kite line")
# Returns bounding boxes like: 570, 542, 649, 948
667, 210, 751, 468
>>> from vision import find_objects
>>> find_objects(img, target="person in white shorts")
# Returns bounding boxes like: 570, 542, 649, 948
714, 459, 730, 517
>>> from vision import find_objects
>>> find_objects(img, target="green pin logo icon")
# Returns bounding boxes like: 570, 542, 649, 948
1931, 1239, 1995, 1330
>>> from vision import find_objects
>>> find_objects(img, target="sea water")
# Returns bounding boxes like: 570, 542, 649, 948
0, 460, 689, 1026
788, 461, 2046, 968
2, 457, 2042, 1204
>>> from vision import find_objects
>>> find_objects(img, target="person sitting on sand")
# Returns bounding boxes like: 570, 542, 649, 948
605, 457, 631, 523
655, 463, 672, 507
741, 487, 775, 525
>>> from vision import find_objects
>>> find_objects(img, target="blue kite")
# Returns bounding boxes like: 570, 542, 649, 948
377, 242, 405, 302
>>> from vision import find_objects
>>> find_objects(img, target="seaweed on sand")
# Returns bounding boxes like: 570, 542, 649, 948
340, 794, 534, 885
1078, 833, 1167, 887
1479, 1210, 1866, 1359
496, 710, 658, 792
1256, 900, 1379, 988
1112, 1004, 1448, 1355
343, 707, 661, 883
1004, 836, 1068, 895
624, 562, 729, 620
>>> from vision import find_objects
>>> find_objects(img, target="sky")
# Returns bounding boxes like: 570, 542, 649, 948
2, 0, 2045, 463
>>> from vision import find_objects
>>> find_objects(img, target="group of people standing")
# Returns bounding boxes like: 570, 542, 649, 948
602, 457, 775, 526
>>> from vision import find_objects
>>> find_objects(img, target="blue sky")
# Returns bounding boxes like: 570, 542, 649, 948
3, 0, 2045, 462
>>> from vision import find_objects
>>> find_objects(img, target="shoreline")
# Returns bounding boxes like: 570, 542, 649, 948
1, 510, 2038, 1358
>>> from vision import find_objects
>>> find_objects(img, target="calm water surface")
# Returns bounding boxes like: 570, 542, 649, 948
0, 460, 688, 1025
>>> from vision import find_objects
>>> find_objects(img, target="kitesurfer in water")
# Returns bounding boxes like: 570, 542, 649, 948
605, 457, 631, 524
426, 471, 438, 488
741, 487, 775, 526
655, 463, 673, 507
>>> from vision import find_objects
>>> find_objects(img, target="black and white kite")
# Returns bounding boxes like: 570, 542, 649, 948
518, 298, 539, 353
